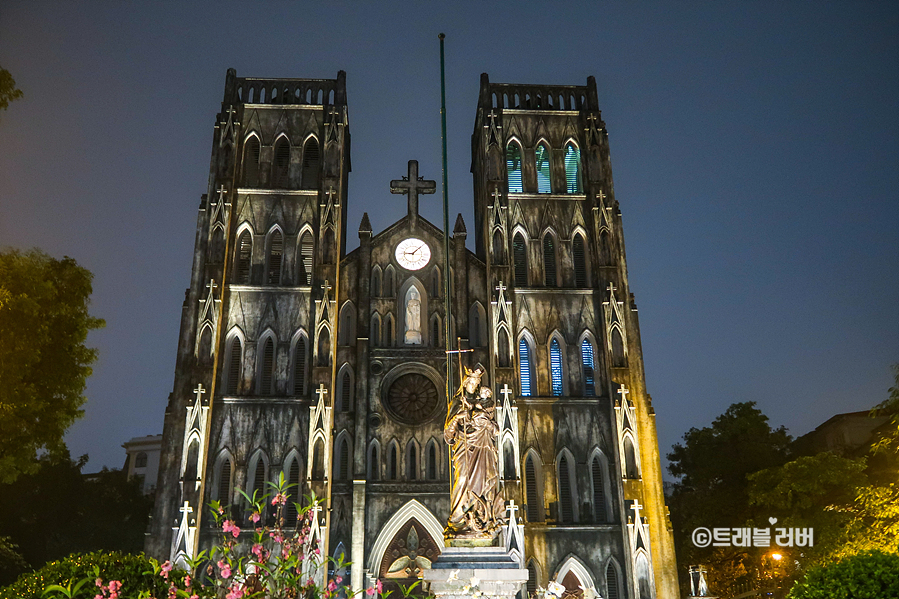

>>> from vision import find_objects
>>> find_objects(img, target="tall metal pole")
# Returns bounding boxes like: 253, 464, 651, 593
439, 34, 453, 409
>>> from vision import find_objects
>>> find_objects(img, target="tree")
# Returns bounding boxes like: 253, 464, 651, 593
748, 452, 867, 567
0, 67, 23, 112
667, 402, 793, 594
787, 550, 899, 599
872, 364, 899, 457
0, 450, 152, 576
0, 249, 104, 484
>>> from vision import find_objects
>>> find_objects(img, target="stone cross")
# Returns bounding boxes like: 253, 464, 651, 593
315, 384, 328, 403
390, 160, 436, 226
321, 280, 332, 295
325, 186, 338, 206
490, 188, 502, 207
500, 384, 513, 404
617, 384, 629, 400
506, 500, 520, 523
193, 384, 206, 403
631, 500, 643, 524
179, 500, 193, 517
597, 189, 607, 203
496, 281, 507, 295
205, 279, 217, 292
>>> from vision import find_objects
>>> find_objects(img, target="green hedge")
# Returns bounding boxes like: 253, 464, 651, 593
0, 551, 189, 599
788, 550, 899, 599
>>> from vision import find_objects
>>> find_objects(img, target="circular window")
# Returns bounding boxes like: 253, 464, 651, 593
385, 373, 440, 425
370, 361, 384, 375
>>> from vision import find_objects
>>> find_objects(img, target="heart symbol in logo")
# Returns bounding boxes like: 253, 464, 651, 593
769, 517, 778, 525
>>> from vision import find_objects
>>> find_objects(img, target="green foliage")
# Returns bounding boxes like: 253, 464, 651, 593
787, 550, 899, 599
0, 67, 23, 112
0, 450, 152, 572
871, 364, 899, 457
0, 536, 29, 586
0, 551, 179, 599
748, 452, 867, 565
0, 249, 104, 484
667, 402, 793, 593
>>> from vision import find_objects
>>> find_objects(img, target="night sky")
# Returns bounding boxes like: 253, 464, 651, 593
1, 2, 896, 474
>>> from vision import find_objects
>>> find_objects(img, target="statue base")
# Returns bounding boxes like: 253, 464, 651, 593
424, 547, 528, 599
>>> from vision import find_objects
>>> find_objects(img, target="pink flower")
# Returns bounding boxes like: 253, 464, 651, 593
366, 587, 376, 596
160, 560, 173, 580
226, 586, 245, 599
376, 579, 383, 593
222, 519, 241, 538
252, 543, 264, 559
218, 559, 232, 579
328, 580, 338, 592
314, 547, 320, 555
184, 575, 191, 588
250, 511, 260, 524
336, 576, 343, 584
95, 578, 103, 588
271, 493, 286, 506
94, 594, 104, 599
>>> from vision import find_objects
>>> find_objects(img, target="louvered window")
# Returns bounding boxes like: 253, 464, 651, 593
243, 137, 261, 187
527, 563, 538, 599
252, 458, 266, 501
337, 438, 350, 480
273, 138, 290, 188
525, 455, 542, 522
218, 459, 231, 504
564, 143, 581, 194
519, 338, 533, 396
506, 142, 523, 193
340, 371, 351, 412
260, 337, 275, 395
592, 457, 607, 523
236, 232, 252, 284
285, 459, 300, 523
606, 564, 620, 599
267, 230, 283, 285
535, 143, 551, 193
573, 234, 587, 287
559, 455, 573, 523
543, 235, 556, 287
293, 337, 307, 395
513, 234, 528, 286
302, 137, 320, 189
298, 232, 314, 285
432, 317, 440, 347
550, 338, 563, 396
582, 340, 596, 396
227, 338, 242, 394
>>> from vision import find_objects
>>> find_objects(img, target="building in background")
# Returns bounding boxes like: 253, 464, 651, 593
148, 69, 679, 598
123, 434, 163, 495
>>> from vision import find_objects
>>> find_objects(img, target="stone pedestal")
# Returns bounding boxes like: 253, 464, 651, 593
424, 547, 528, 599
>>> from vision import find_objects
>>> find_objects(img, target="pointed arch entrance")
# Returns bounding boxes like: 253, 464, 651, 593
368, 500, 444, 597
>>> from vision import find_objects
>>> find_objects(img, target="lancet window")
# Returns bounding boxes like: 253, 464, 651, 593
506, 141, 523, 193
564, 143, 581, 194
535, 143, 552, 193
513, 233, 528, 286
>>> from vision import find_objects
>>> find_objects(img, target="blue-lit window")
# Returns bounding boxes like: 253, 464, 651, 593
550, 338, 563, 396
519, 338, 533, 396
582, 339, 596, 396
535, 143, 551, 193
564, 143, 581, 194
506, 142, 523, 193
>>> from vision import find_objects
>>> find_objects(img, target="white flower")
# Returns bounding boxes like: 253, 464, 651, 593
470, 577, 480, 587
580, 584, 599, 599
545, 581, 566, 599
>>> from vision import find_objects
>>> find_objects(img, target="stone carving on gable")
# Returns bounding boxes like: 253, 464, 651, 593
615, 384, 642, 479
195, 280, 219, 358
496, 383, 520, 481
218, 105, 239, 148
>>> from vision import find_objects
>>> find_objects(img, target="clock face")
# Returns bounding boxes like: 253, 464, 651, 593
395, 238, 431, 270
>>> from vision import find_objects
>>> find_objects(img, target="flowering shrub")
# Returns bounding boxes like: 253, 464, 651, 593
39, 475, 377, 599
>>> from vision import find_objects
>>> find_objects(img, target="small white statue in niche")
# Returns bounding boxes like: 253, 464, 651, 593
404, 286, 422, 344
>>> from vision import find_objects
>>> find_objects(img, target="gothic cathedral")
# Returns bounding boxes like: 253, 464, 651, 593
148, 69, 679, 599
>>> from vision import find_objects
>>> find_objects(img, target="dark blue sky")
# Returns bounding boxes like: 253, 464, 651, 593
1, 2, 896, 473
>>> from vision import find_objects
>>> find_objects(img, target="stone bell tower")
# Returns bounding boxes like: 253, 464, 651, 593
470, 73, 679, 598
148, 68, 350, 568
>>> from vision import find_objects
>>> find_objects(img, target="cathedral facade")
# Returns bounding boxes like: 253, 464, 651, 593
148, 69, 679, 599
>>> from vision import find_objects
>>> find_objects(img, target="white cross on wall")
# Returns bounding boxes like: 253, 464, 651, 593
193, 384, 206, 402
500, 384, 513, 404
315, 384, 328, 402
496, 281, 507, 295
506, 500, 520, 521
617, 384, 629, 400
321, 280, 332, 295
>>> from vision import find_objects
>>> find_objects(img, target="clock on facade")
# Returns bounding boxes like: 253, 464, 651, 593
395, 238, 431, 270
